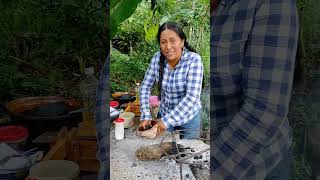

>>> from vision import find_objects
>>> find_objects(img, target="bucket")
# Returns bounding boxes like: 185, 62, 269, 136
29, 160, 79, 180
0, 125, 28, 151
119, 112, 135, 128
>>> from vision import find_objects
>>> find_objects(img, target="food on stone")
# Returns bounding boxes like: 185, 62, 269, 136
135, 142, 184, 160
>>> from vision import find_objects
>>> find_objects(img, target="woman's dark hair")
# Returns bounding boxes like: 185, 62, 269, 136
156, 21, 197, 101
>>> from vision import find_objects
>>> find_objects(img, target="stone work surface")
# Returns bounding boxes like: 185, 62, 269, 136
110, 128, 209, 180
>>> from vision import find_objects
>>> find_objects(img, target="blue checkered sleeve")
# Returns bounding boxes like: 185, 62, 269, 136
95, 54, 109, 180
140, 53, 159, 121
211, 0, 299, 179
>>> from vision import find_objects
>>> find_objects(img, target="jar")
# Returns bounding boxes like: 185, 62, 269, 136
115, 118, 124, 140
149, 96, 160, 120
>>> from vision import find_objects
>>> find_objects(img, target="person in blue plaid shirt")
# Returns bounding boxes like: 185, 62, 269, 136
139, 21, 204, 139
211, 0, 299, 179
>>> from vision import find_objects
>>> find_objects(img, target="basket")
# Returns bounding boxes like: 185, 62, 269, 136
124, 101, 140, 117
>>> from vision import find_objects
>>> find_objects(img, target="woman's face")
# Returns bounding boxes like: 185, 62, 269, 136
159, 29, 184, 63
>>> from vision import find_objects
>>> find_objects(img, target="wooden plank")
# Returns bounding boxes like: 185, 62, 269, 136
42, 138, 66, 160
42, 127, 68, 161
32, 131, 58, 144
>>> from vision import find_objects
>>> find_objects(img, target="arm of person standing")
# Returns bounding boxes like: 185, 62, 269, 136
140, 53, 159, 124
211, 0, 299, 179
95, 53, 109, 180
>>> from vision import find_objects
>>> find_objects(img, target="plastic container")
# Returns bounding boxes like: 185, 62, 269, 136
29, 160, 79, 180
80, 67, 98, 124
0, 125, 28, 151
149, 96, 160, 120
110, 101, 119, 109
114, 118, 124, 140
119, 112, 135, 128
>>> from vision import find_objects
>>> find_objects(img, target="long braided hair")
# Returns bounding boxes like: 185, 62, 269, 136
156, 21, 197, 101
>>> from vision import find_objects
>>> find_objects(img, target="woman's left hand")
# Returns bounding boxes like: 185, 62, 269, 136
156, 119, 167, 134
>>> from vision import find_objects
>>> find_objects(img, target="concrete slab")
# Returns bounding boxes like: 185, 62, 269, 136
110, 127, 209, 180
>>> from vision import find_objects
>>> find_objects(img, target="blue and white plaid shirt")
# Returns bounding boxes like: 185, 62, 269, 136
95, 54, 109, 180
211, 0, 298, 179
140, 49, 204, 127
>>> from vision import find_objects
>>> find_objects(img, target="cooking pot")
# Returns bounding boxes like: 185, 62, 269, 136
5, 96, 83, 144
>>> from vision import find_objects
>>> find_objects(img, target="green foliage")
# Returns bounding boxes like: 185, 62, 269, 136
201, 87, 210, 131
110, 49, 150, 92
288, 93, 318, 179
0, 0, 108, 100
297, 0, 320, 58
292, 154, 312, 180
110, 0, 142, 38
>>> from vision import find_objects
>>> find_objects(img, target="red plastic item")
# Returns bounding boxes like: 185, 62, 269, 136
110, 101, 119, 108
115, 118, 124, 123
0, 125, 28, 142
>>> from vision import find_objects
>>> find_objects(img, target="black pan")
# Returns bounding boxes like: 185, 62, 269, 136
113, 94, 136, 105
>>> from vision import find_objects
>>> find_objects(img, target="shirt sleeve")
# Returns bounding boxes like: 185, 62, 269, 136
95, 53, 109, 179
211, 0, 299, 178
162, 53, 204, 127
140, 53, 159, 120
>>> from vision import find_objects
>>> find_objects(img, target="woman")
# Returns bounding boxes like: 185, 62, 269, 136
139, 21, 204, 139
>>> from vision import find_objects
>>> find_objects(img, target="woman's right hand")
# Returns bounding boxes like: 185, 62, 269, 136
139, 120, 151, 130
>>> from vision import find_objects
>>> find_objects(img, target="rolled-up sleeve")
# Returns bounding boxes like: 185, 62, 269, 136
140, 53, 159, 120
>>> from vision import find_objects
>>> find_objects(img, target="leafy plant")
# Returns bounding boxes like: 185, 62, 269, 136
110, 0, 142, 38
0, 0, 108, 100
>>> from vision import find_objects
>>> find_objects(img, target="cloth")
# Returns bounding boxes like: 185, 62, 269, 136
211, 0, 299, 179
264, 148, 292, 180
95, 54, 109, 180
0, 143, 42, 174
140, 48, 204, 128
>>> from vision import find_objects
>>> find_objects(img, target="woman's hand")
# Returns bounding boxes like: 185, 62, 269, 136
139, 120, 151, 130
156, 119, 167, 134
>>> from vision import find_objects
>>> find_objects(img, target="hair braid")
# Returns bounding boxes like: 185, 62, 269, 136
158, 52, 166, 101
